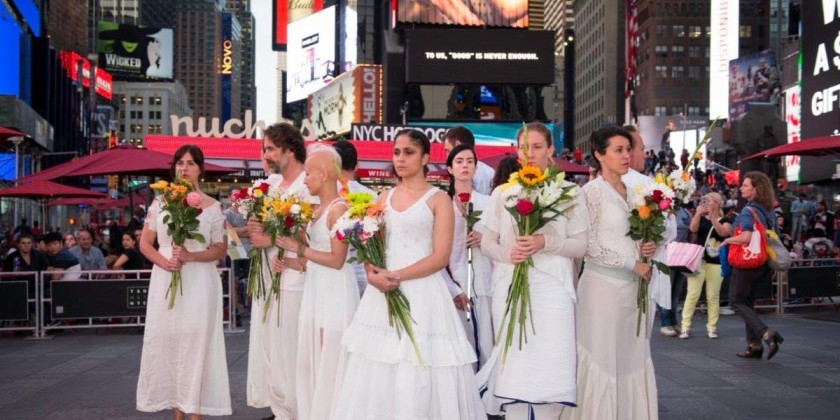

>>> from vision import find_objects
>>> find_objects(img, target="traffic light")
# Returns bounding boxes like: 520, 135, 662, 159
108, 129, 118, 149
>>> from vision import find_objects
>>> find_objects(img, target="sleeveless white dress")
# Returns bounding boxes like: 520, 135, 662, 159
560, 177, 659, 420
296, 198, 360, 420
332, 188, 487, 420
136, 200, 232, 416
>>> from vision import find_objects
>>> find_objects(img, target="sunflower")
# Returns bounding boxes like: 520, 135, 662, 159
517, 165, 547, 187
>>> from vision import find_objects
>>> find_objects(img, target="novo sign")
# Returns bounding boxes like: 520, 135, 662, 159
220, 40, 233, 75
171, 110, 265, 138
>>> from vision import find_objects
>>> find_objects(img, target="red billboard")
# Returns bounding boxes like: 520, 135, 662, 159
397, 0, 528, 28
273, 0, 324, 51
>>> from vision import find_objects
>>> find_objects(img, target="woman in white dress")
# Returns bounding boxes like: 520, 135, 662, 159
136, 144, 231, 419
561, 126, 658, 420
445, 144, 494, 368
332, 129, 486, 419
273, 145, 360, 420
476, 122, 587, 420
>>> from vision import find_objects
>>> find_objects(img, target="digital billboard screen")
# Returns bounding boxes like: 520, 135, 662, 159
398, 0, 528, 28
405, 28, 554, 85
286, 6, 336, 103
728, 51, 780, 121
97, 22, 173, 80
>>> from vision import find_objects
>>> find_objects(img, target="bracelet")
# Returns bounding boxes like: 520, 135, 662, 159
297, 242, 306, 257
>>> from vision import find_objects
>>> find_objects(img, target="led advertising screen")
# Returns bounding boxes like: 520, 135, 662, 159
709, 0, 739, 120
398, 0, 528, 28
784, 86, 801, 182
728, 51, 780, 121
405, 28, 553, 85
273, 0, 324, 51
286, 6, 336, 103
97, 22, 173, 80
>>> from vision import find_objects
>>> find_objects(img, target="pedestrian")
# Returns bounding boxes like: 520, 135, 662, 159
136, 144, 232, 417
680, 192, 732, 339
331, 130, 485, 419
477, 123, 585, 419
443, 125, 495, 195
721, 171, 784, 360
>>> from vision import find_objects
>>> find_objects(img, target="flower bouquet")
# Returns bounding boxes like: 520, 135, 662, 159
231, 180, 271, 300
149, 176, 205, 309
260, 187, 314, 323
628, 180, 675, 336
332, 192, 424, 364
497, 165, 578, 364
666, 169, 697, 206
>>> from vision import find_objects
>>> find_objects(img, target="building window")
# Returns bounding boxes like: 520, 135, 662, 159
655, 45, 668, 58
688, 66, 701, 78
689, 46, 701, 58
740, 25, 752, 38
673, 25, 685, 37
656, 65, 668, 78
119, 95, 126, 104
671, 106, 682, 116
705, 46, 710, 58
119, 110, 125, 119
672, 45, 685, 57
656, 24, 668, 37
705, 26, 711, 37
153, 96, 162, 105
672, 66, 684, 78
655, 106, 667, 116
688, 25, 702, 38
688, 106, 701, 116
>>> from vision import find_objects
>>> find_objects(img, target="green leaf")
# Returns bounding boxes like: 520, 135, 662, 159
652, 260, 671, 275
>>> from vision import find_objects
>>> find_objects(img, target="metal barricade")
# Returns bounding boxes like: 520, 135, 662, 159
37, 268, 239, 338
778, 259, 840, 314
0, 271, 40, 338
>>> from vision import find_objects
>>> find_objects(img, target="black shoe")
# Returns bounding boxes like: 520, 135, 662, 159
261, 416, 275, 420
736, 344, 763, 359
764, 330, 784, 360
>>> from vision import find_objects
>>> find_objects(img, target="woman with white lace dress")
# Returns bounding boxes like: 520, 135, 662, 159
331, 129, 486, 420
476, 122, 587, 420
561, 126, 659, 420
273, 145, 360, 420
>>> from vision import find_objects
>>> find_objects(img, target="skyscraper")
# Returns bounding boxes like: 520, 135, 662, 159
226, 0, 257, 117
174, 0, 225, 120
45, 1, 89, 54
573, 0, 625, 151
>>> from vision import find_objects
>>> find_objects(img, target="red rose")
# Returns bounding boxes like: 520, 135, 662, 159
457, 192, 471, 203
195, 208, 203, 215
240, 187, 249, 197
258, 182, 269, 193
181, 197, 189, 206
515, 199, 535, 216
284, 215, 295, 228
651, 189, 663, 203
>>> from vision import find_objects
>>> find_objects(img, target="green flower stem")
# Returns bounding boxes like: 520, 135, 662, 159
263, 248, 285, 324
246, 248, 265, 299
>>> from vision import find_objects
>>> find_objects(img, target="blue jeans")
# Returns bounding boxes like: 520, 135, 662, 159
658, 271, 687, 327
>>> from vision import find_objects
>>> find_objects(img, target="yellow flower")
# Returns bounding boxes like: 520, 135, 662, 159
150, 180, 169, 190
253, 189, 263, 198
637, 205, 651, 220
654, 173, 667, 185
681, 171, 691, 182
518, 165, 547, 187
173, 185, 187, 194
507, 172, 520, 184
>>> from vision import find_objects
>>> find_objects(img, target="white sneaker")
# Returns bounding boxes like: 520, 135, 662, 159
679, 331, 690, 339
660, 326, 678, 337
719, 307, 735, 315
708, 330, 719, 339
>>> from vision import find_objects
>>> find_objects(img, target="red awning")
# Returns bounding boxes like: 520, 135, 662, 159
0, 181, 109, 199
742, 135, 840, 161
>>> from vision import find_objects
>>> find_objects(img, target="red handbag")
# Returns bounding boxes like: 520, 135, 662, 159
728, 207, 768, 269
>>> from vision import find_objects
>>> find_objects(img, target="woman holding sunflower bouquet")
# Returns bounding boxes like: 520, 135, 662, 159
475, 122, 588, 420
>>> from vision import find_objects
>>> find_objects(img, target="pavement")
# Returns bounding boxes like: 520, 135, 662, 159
1, 311, 839, 419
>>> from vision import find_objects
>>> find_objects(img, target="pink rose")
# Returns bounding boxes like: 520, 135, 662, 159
658, 198, 671, 211
186, 192, 203, 209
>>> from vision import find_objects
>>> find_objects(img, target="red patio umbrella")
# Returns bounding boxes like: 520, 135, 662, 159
17, 145, 237, 183
47, 197, 108, 207
93, 192, 148, 210
480, 153, 591, 175
0, 181, 108, 199
741, 135, 840, 161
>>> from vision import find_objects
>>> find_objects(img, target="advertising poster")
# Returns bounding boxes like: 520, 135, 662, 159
286, 6, 336, 102
709, 0, 739, 120
728, 51, 780, 121
784, 85, 801, 182
97, 22, 173, 80
398, 0, 528, 28
307, 65, 382, 138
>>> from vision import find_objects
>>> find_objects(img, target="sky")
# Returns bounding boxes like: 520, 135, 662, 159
252, 0, 278, 124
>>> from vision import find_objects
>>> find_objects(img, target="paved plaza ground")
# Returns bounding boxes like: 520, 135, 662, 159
1, 311, 839, 419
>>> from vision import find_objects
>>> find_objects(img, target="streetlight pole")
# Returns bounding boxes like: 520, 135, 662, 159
9, 135, 24, 226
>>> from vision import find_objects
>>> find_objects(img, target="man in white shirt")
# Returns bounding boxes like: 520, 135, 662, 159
443, 126, 495, 195
621, 125, 679, 337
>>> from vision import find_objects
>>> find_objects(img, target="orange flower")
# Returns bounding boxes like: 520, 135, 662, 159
366, 202, 385, 217
637, 205, 651, 220
681, 171, 691, 181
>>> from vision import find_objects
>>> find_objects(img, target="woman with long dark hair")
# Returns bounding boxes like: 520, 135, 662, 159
721, 171, 784, 360
445, 144, 493, 367
136, 144, 231, 419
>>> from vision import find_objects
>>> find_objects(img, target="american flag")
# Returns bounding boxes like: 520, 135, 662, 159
625, 0, 639, 99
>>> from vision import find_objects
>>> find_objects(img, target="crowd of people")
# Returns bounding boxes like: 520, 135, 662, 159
2, 119, 839, 420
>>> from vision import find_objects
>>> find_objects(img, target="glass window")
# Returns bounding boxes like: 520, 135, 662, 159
689, 66, 701, 78
656, 65, 668, 78
688, 26, 702, 38
655, 45, 668, 57
656, 24, 668, 37
655, 106, 667, 116
688, 106, 701, 116
671, 106, 682, 115
740, 25, 752, 38
689, 46, 701, 58
672, 45, 685, 57
673, 25, 685, 37
672, 66, 684, 78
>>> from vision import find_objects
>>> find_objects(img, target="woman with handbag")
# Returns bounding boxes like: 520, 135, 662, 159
680, 192, 732, 339
721, 172, 784, 360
